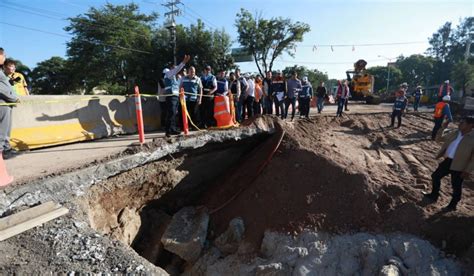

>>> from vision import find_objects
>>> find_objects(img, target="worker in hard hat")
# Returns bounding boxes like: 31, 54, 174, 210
180, 66, 203, 129
200, 65, 217, 128
431, 95, 453, 140
412, 85, 423, 112
389, 89, 408, 128
299, 76, 313, 118
438, 80, 453, 102
163, 55, 191, 136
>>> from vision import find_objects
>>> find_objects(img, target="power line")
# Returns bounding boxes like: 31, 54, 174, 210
278, 58, 390, 65
0, 21, 152, 54
300, 41, 427, 48
180, 3, 219, 29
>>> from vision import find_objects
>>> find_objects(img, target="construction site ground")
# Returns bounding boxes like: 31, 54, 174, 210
1, 102, 473, 275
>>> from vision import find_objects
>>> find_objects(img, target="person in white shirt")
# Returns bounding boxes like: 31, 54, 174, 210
423, 116, 474, 211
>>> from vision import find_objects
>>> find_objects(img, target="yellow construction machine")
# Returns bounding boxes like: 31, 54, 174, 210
346, 59, 379, 104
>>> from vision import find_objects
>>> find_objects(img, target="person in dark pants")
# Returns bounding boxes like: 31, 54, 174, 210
180, 66, 203, 129
413, 85, 423, 112
336, 80, 349, 117
163, 55, 190, 136
298, 76, 312, 118
235, 69, 248, 122
390, 92, 408, 128
423, 116, 474, 211
285, 71, 301, 120
316, 81, 327, 113
200, 65, 217, 128
263, 71, 273, 114
271, 70, 286, 119
158, 78, 167, 130
431, 95, 453, 140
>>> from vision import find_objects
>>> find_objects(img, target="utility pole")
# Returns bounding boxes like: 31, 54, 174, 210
162, 0, 181, 65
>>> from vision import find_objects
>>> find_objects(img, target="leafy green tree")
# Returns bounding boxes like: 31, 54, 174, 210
235, 9, 310, 76
65, 3, 157, 94
451, 61, 474, 97
366, 65, 402, 93
30, 57, 75, 95
396, 54, 435, 87
282, 65, 328, 88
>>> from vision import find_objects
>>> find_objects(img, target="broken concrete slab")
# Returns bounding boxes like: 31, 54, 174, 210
161, 207, 209, 262
214, 217, 245, 255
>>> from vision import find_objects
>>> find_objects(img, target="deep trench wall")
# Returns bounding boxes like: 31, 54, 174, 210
11, 95, 160, 150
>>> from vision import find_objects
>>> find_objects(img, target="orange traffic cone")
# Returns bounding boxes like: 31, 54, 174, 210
0, 154, 13, 187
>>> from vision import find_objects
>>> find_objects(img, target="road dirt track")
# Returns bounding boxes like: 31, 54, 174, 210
202, 113, 473, 264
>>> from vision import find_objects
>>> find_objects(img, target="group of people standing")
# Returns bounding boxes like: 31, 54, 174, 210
158, 57, 332, 136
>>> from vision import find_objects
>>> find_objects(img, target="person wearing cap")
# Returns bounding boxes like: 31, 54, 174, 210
315, 81, 327, 113
200, 65, 217, 128
215, 70, 229, 96
0, 48, 20, 159
271, 70, 287, 119
431, 95, 453, 140
263, 71, 273, 115
389, 87, 408, 128
180, 66, 203, 129
163, 55, 191, 136
298, 76, 312, 118
438, 80, 454, 102
412, 85, 423, 112
423, 116, 474, 211
285, 71, 302, 120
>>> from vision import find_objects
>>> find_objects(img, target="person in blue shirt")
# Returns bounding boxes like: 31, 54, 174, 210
200, 65, 217, 128
390, 92, 408, 128
412, 85, 423, 112
163, 55, 191, 136
180, 66, 203, 129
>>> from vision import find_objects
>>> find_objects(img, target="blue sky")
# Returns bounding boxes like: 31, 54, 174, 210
0, 0, 472, 79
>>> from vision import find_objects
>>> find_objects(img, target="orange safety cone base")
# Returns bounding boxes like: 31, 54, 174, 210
0, 155, 13, 187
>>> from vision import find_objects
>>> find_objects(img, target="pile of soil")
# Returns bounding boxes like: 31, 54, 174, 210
202, 113, 474, 260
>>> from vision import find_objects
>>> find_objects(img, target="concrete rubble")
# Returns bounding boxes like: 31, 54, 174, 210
189, 230, 460, 276
161, 206, 210, 262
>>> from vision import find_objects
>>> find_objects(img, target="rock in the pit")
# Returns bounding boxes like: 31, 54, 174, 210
214, 217, 245, 254
161, 207, 209, 262
256, 262, 292, 276
379, 264, 400, 276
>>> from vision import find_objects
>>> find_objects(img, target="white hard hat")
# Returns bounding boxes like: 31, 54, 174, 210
303, 76, 308, 82
162, 68, 170, 74
445, 80, 450, 84
442, 95, 451, 101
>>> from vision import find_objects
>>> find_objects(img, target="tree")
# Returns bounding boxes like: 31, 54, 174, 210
396, 54, 435, 87
176, 20, 234, 73
235, 9, 310, 76
366, 66, 402, 93
281, 65, 328, 88
451, 61, 474, 97
65, 3, 157, 94
30, 57, 75, 95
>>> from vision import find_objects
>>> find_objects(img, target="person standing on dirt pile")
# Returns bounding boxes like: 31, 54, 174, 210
229, 72, 241, 121
271, 70, 287, 119
413, 85, 423, 112
285, 71, 302, 120
263, 71, 273, 115
180, 66, 203, 129
299, 76, 313, 118
316, 81, 327, 113
336, 80, 349, 117
200, 65, 217, 128
389, 91, 408, 128
438, 80, 453, 102
431, 95, 453, 140
163, 55, 190, 137
423, 115, 474, 211
0, 48, 20, 159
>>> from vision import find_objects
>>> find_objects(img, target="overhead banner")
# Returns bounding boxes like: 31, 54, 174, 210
231, 48, 253, 62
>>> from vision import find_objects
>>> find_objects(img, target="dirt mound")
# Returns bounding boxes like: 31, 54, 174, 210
202, 114, 474, 258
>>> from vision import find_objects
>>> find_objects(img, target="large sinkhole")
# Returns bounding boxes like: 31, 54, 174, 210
80, 133, 279, 272
78, 123, 473, 274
